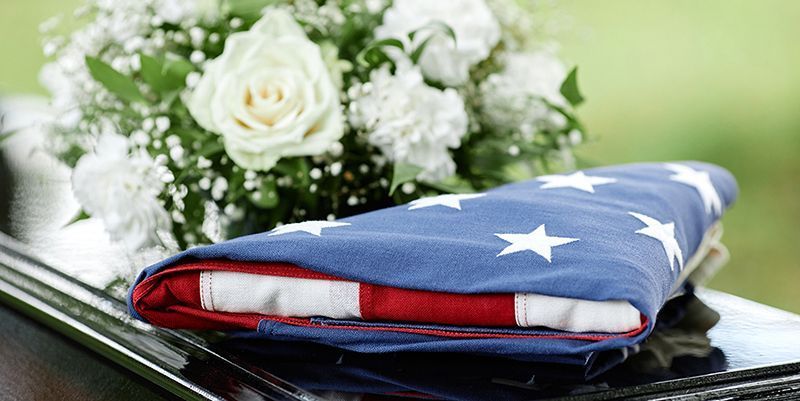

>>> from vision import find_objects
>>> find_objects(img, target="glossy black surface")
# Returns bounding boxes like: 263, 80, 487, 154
0, 302, 177, 401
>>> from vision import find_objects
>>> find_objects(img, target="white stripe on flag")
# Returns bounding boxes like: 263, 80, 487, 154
199, 270, 361, 319
514, 293, 640, 333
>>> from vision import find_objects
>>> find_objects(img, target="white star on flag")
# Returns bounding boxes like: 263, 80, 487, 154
495, 224, 579, 262
665, 163, 723, 215
536, 171, 617, 193
408, 193, 486, 211
268, 221, 351, 237
629, 212, 684, 271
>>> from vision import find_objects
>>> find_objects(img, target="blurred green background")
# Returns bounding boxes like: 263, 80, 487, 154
1, 1, 798, 311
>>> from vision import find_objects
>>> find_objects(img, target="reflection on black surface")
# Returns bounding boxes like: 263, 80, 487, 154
0, 150, 12, 233
190, 292, 727, 401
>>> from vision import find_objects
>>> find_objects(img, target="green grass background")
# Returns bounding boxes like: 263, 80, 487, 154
2, 1, 798, 311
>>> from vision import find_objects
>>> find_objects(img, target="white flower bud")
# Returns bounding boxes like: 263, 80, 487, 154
190, 50, 206, 64
330, 162, 342, 176
197, 156, 212, 169
169, 146, 184, 161
199, 177, 211, 190
328, 141, 344, 157
142, 118, 155, 132
165, 135, 181, 148
130, 54, 141, 71
211, 177, 228, 201
569, 129, 583, 146
155, 116, 171, 132
189, 27, 205, 46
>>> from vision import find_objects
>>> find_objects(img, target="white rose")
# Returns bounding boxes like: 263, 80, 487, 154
188, 9, 344, 171
72, 132, 171, 250
375, 0, 500, 86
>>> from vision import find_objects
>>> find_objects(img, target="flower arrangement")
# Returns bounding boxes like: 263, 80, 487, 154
40, 0, 586, 252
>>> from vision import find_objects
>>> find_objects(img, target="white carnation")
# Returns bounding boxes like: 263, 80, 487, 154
375, 0, 500, 86
349, 65, 468, 182
481, 51, 570, 135
71, 132, 171, 250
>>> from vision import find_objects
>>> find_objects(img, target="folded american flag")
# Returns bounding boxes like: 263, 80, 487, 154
128, 161, 737, 362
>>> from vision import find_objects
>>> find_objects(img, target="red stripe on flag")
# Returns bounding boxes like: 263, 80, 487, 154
360, 284, 516, 326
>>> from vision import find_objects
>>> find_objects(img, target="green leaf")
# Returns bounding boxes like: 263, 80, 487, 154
64, 210, 90, 227
408, 21, 456, 44
0, 129, 17, 144
140, 53, 194, 95
389, 163, 423, 195
164, 55, 194, 82
408, 21, 456, 64
85, 56, 145, 103
225, 0, 280, 18
559, 66, 584, 107
409, 35, 437, 64
356, 38, 404, 67
161, 90, 181, 107
197, 140, 225, 158
248, 176, 279, 209
422, 175, 475, 194
139, 54, 171, 92
273, 157, 310, 187
172, 127, 210, 143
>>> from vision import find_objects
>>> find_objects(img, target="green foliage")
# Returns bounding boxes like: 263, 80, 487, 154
422, 175, 475, 194
64, 209, 90, 227
0, 130, 17, 144
356, 38, 404, 68
139, 54, 170, 92
389, 163, 423, 195
140, 53, 194, 95
224, 0, 281, 19
248, 176, 279, 209
85, 56, 145, 103
355, 21, 457, 69
273, 157, 310, 187
164, 55, 194, 82
560, 67, 584, 107
408, 21, 456, 64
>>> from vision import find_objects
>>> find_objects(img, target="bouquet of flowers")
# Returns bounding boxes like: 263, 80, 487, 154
40, 0, 586, 252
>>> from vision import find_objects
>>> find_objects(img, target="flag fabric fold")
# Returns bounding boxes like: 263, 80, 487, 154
128, 161, 737, 362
